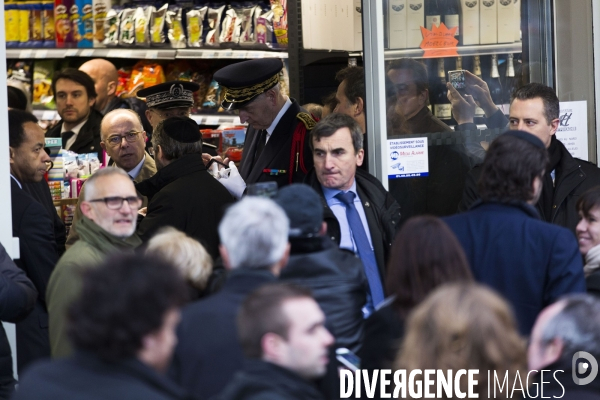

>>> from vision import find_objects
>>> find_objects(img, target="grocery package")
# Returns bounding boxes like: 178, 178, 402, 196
119, 8, 135, 45
221, 126, 246, 162
75, 0, 93, 47
33, 60, 55, 108
150, 4, 167, 46
134, 6, 153, 47
166, 6, 186, 48
116, 66, 132, 97
186, 6, 207, 47
55, 0, 76, 47
256, 8, 276, 49
18, 1, 31, 47
102, 6, 120, 46
92, 0, 109, 47
5, 2, 20, 47
30, 2, 44, 47
203, 5, 225, 47
42, 0, 55, 47
202, 79, 221, 109
220, 5, 241, 44
7, 61, 33, 95
239, 4, 262, 46
270, 0, 287, 47
126, 61, 166, 97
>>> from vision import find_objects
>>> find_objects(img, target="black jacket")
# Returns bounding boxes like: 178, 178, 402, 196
213, 359, 325, 400
170, 269, 276, 400
11, 178, 57, 373
13, 352, 190, 400
0, 244, 37, 399
23, 180, 66, 256
587, 270, 600, 297
136, 153, 235, 259
240, 100, 313, 187
458, 137, 600, 234
305, 169, 401, 283
360, 302, 405, 372
45, 108, 103, 155
280, 236, 367, 352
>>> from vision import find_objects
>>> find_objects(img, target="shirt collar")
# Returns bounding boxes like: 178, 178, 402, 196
321, 179, 358, 202
61, 117, 88, 135
128, 155, 146, 180
266, 97, 292, 136
10, 175, 22, 189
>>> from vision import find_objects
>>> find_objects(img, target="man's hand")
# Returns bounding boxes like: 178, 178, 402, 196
463, 70, 498, 117
447, 82, 476, 125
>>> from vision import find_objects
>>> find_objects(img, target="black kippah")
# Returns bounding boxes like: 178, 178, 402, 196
162, 117, 201, 143
503, 130, 546, 149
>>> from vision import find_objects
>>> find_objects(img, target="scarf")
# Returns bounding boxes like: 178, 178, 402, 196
584, 244, 600, 277
538, 136, 562, 220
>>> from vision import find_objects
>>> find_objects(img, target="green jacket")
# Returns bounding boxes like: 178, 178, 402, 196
46, 215, 142, 358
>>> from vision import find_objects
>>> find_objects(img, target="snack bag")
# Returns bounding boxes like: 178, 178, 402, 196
150, 4, 167, 46
18, 1, 32, 47
186, 6, 207, 47
33, 59, 55, 107
202, 79, 220, 109
270, 0, 287, 47
126, 61, 146, 95
239, 5, 261, 45
102, 6, 120, 46
30, 2, 44, 47
219, 5, 241, 44
77, 153, 91, 178
166, 6, 185, 48
116, 66, 131, 97
256, 9, 275, 48
92, 0, 109, 47
203, 5, 225, 47
134, 6, 152, 47
142, 63, 165, 89
119, 8, 135, 46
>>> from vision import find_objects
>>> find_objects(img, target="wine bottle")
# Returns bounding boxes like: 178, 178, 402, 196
425, 0, 441, 30
455, 56, 463, 70
443, 0, 461, 44
487, 54, 502, 104
503, 53, 516, 111
433, 58, 452, 120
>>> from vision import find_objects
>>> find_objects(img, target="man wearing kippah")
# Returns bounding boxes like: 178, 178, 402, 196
443, 130, 585, 335
135, 116, 234, 259
213, 59, 315, 187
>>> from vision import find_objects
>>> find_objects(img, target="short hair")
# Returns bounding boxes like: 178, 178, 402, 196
335, 66, 365, 105
397, 283, 527, 398
52, 68, 97, 100
83, 167, 132, 201
218, 197, 289, 269
310, 113, 363, 154
237, 283, 313, 358
7, 86, 28, 111
511, 83, 559, 124
101, 109, 144, 139
577, 186, 600, 219
386, 216, 473, 318
8, 109, 38, 149
322, 91, 338, 114
386, 58, 429, 94
146, 227, 213, 291
152, 119, 203, 161
302, 103, 323, 120
67, 254, 188, 362
479, 132, 549, 203
539, 294, 600, 368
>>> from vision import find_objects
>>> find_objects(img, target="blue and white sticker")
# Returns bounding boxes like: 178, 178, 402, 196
387, 137, 429, 179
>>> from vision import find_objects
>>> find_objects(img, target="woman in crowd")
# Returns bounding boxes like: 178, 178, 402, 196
396, 283, 527, 399
575, 186, 600, 296
360, 216, 473, 371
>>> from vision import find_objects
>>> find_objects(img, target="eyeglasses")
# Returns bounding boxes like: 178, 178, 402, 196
150, 108, 191, 119
104, 131, 143, 147
88, 196, 142, 210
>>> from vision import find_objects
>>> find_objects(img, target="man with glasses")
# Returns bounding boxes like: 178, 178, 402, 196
47, 167, 143, 358
65, 109, 157, 247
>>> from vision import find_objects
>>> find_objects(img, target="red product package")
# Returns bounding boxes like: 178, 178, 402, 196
54, 0, 76, 47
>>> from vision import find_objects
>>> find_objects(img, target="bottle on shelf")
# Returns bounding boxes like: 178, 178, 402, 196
433, 58, 452, 121
425, 0, 441, 31
443, 0, 461, 45
487, 54, 503, 106
502, 53, 517, 112
472, 55, 485, 117
455, 55, 463, 70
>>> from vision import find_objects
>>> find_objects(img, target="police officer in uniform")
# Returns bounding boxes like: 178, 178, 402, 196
213, 59, 315, 187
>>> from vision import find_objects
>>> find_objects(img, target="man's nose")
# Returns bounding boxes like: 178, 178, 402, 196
238, 111, 249, 124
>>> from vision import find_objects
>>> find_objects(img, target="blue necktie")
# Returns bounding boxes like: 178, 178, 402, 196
335, 191, 385, 308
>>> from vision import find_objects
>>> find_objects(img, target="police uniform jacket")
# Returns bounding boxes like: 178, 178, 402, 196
46, 108, 104, 155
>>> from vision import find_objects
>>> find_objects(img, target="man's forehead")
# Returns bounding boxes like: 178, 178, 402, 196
510, 97, 545, 115
55, 79, 85, 90
102, 113, 140, 135
387, 68, 415, 85
283, 298, 324, 327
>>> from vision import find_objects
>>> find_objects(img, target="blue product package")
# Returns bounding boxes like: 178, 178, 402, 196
75, 0, 93, 47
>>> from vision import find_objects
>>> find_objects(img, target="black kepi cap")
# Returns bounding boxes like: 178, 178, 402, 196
273, 184, 323, 238
161, 117, 202, 143
213, 59, 284, 111
137, 81, 200, 109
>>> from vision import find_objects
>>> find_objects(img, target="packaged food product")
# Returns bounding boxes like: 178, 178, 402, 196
270, 0, 288, 47
119, 8, 135, 46
190, 71, 210, 111
186, 6, 207, 47
166, 6, 185, 48
126, 61, 165, 96
55, 0, 75, 48
134, 6, 152, 47
256, 10, 275, 48
239, 5, 261, 46
5, 2, 20, 47
142, 63, 165, 89
150, 4, 167, 46
89, 153, 100, 174
76, 153, 91, 178
7, 60, 33, 98
30, 2, 44, 47
202, 79, 220, 109
203, 5, 225, 47
33, 59, 55, 107
165, 60, 191, 81
127, 61, 146, 95
75, 0, 93, 47
102, 6, 120, 46
42, 0, 55, 47
69, 3, 81, 44
18, 1, 32, 47
219, 5, 241, 44
92, 0, 108, 46
116, 66, 132, 97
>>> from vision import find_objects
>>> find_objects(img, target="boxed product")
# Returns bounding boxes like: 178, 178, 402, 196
5, 2, 20, 47
42, 0, 55, 47
479, 0, 497, 44
55, 0, 76, 48
92, 0, 109, 47
75, 0, 93, 47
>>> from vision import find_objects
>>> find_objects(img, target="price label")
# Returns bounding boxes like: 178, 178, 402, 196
146, 50, 158, 59
65, 49, 79, 56
35, 50, 48, 58
223, 51, 233, 58
204, 51, 218, 59
19, 50, 33, 59
233, 51, 247, 59
80, 49, 94, 57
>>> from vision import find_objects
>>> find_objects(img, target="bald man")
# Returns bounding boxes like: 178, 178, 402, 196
79, 59, 151, 134
65, 109, 157, 247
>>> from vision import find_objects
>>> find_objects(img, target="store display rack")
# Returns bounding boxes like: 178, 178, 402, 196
348, 42, 523, 60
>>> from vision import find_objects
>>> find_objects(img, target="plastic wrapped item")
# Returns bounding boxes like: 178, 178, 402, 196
42, 0, 55, 47
116, 66, 131, 97
219, 5, 241, 44
92, 0, 109, 47
126, 61, 165, 96
63, 152, 78, 181
77, 153, 91, 178
33, 60, 55, 107
256, 9, 275, 48
103, 6, 120, 46
150, 4, 167, 46
166, 6, 185, 48
7, 60, 33, 94
203, 5, 225, 47
191, 71, 211, 111
75, 0, 93, 47
134, 6, 152, 47
270, 0, 287, 47
186, 6, 207, 47
202, 79, 221, 109
119, 8, 135, 46
89, 153, 100, 174
239, 5, 261, 46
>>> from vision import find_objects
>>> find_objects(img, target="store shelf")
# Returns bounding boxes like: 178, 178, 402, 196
348, 42, 523, 60
7, 48, 288, 60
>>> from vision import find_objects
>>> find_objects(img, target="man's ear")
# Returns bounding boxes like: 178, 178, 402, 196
355, 97, 364, 116
356, 148, 364, 167
550, 118, 559, 136
543, 337, 564, 366
9, 147, 15, 164
107, 80, 117, 97
80, 201, 94, 220
262, 332, 284, 361
89, 96, 96, 108
100, 140, 107, 151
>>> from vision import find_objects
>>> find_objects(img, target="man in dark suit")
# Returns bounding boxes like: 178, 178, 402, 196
169, 197, 290, 400
9, 109, 58, 372
213, 59, 315, 187
444, 131, 586, 335
45, 68, 103, 155
305, 113, 401, 316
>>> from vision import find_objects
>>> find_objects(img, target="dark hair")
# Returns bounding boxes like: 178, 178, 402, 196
576, 186, 600, 219
386, 58, 429, 94
322, 91, 338, 113
7, 86, 28, 111
310, 112, 363, 153
67, 254, 188, 362
335, 66, 365, 105
511, 83, 559, 124
386, 216, 473, 318
8, 109, 38, 149
479, 132, 549, 203
52, 68, 97, 100
237, 283, 312, 358
152, 119, 203, 160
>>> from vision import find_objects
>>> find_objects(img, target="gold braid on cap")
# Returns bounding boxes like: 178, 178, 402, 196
221, 73, 280, 104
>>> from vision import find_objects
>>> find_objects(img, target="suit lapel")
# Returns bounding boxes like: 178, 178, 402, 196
239, 127, 261, 180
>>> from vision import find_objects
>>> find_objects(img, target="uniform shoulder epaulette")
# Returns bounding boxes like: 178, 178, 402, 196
296, 112, 317, 130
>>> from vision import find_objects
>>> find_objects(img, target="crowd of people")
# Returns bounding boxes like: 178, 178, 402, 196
3, 55, 600, 400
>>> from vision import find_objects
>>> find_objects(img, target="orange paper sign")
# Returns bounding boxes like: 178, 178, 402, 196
419, 23, 459, 58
